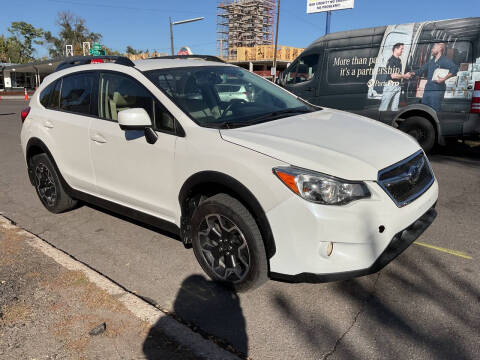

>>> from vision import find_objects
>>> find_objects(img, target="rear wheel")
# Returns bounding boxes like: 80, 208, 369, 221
398, 116, 436, 153
30, 153, 77, 213
191, 193, 268, 292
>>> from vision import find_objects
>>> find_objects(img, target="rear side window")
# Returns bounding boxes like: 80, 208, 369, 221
40, 81, 55, 108
49, 80, 61, 109
60, 73, 95, 115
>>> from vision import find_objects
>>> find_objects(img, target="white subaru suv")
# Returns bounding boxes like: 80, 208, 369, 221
20, 55, 438, 291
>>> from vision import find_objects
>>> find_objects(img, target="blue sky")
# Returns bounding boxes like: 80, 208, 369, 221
0, 0, 476, 58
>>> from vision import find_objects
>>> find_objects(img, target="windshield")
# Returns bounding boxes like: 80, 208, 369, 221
145, 66, 315, 128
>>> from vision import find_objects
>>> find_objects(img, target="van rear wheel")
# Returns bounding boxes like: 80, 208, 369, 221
398, 116, 436, 153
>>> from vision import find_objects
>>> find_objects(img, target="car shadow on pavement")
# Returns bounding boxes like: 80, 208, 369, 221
271, 247, 479, 359
429, 141, 480, 166
143, 274, 248, 359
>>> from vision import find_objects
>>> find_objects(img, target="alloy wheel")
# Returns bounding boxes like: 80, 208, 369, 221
35, 163, 57, 207
197, 214, 251, 283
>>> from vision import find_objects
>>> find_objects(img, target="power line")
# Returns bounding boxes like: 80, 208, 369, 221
46, 0, 206, 15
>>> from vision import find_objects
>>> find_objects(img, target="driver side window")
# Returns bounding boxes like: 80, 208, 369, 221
296, 54, 319, 83
98, 72, 153, 122
285, 61, 298, 85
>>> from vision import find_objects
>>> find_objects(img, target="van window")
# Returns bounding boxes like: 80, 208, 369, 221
295, 54, 320, 83
285, 61, 298, 85
60, 73, 95, 115
327, 47, 377, 85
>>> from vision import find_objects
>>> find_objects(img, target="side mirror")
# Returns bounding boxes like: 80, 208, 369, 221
118, 108, 152, 131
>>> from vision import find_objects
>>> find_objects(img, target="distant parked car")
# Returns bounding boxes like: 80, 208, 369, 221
20, 55, 437, 291
216, 83, 251, 102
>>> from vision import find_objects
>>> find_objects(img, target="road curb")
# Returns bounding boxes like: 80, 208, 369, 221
0, 214, 241, 360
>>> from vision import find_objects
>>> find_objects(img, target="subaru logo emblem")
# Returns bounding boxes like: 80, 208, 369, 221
407, 158, 425, 184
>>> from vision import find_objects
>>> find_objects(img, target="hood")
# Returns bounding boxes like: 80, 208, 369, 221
220, 108, 421, 180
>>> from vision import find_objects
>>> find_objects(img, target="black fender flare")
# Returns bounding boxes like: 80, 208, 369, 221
25, 137, 60, 186
178, 171, 276, 259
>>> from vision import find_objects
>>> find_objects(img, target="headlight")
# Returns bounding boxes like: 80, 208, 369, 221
273, 166, 371, 205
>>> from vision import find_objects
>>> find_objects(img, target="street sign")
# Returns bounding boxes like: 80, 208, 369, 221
307, 0, 354, 14
89, 43, 106, 56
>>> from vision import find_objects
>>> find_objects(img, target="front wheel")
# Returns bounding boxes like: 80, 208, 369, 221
398, 116, 436, 153
190, 193, 268, 292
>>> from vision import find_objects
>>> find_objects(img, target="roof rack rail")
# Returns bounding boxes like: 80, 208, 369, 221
55, 56, 135, 72
148, 55, 226, 63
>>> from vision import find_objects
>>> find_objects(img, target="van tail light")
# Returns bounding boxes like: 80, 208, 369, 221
21, 107, 31, 123
471, 81, 480, 114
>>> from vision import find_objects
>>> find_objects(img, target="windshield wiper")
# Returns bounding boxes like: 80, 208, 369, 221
203, 121, 249, 129
203, 108, 313, 129
247, 108, 313, 125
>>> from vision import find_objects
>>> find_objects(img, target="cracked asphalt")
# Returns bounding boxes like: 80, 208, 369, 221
1, 100, 480, 359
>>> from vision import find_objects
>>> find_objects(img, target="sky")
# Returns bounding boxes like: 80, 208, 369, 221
0, 0, 476, 58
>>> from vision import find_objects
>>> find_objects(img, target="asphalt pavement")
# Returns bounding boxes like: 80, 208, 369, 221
1, 99, 479, 359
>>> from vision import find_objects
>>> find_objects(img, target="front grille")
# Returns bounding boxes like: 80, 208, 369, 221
378, 151, 434, 207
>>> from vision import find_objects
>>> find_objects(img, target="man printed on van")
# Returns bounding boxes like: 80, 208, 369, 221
379, 43, 411, 111
410, 42, 458, 112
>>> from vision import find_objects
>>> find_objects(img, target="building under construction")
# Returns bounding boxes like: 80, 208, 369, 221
217, 0, 276, 61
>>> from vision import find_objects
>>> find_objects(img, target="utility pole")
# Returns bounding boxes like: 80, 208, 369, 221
170, 17, 174, 56
169, 17, 204, 56
325, 11, 332, 34
272, 0, 281, 83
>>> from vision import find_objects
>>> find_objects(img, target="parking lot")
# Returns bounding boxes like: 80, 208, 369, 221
1, 99, 479, 359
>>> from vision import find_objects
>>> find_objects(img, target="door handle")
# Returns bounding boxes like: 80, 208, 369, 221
43, 121, 54, 129
90, 134, 107, 144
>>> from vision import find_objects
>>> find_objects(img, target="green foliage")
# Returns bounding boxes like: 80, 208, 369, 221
44, 11, 102, 57
125, 46, 145, 55
0, 22, 43, 63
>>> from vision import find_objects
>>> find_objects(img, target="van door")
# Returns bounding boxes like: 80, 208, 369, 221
283, 53, 322, 103
368, 23, 416, 124
318, 46, 379, 119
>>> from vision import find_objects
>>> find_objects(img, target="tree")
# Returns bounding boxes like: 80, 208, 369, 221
125, 46, 144, 55
44, 11, 102, 57
2, 22, 43, 63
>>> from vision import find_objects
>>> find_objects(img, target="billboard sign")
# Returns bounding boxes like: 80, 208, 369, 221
307, 0, 354, 14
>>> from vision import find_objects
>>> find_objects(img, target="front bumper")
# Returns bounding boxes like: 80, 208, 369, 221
270, 206, 437, 283
266, 178, 438, 277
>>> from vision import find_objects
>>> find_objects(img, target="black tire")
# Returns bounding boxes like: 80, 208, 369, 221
190, 193, 268, 292
398, 116, 436, 153
30, 153, 77, 213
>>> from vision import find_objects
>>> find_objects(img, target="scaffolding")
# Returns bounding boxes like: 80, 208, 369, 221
217, 0, 276, 61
